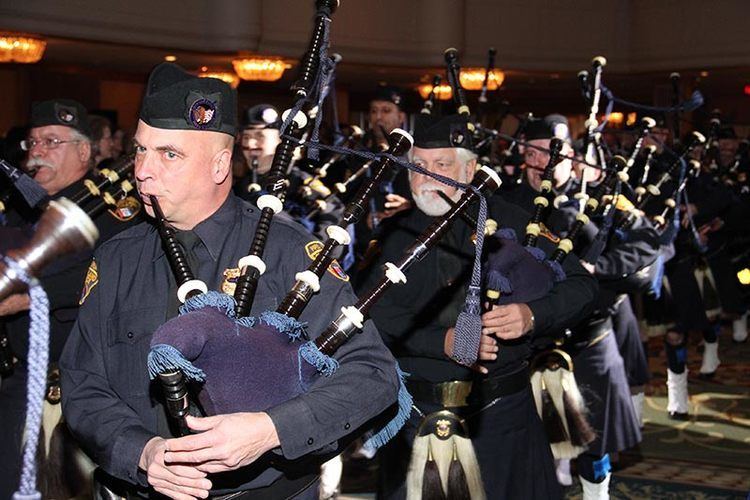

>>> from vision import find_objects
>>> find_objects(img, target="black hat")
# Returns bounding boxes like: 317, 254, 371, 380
524, 114, 571, 143
30, 99, 91, 137
139, 63, 237, 136
241, 104, 280, 130
413, 113, 473, 149
371, 85, 406, 110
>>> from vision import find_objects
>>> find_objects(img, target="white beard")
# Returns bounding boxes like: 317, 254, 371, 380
412, 182, 463, 217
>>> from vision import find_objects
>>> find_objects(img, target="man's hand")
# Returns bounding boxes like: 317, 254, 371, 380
0, 293, 30, 316
383, 193, 411, 218
444, 327, 496, 374
580, 261, 596, 274
164, 413, 280, 474
681, 203, 698, 228
139, 436, 211, 500
482, 303, 534, 340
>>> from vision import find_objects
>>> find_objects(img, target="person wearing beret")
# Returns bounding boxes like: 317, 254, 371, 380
507, 115, 647, 498
60, 63, 400, 499
365, 113, 597, 499
234, 103, 345, 244
0, 99, 142, 498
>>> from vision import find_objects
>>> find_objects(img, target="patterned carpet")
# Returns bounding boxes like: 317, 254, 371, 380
338, 330, 750, 499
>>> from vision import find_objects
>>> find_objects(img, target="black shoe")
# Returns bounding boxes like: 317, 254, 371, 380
668, 411, 689, 421
698, 371, 716, 380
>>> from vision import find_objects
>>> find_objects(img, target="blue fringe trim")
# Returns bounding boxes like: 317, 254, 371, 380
298, 341, 339, 378
486, 269, 513, 294
147, 344, 206, 382
546, 260, 567, 282
236, 316, 257, 328
178, 290, 236, 317
525, 246, 547, 262
258, 311, 307, 341
363, 363, 414, 452
495, 227, 517, 241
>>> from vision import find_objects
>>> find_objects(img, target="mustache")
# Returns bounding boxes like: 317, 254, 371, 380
27, 158, 54, 170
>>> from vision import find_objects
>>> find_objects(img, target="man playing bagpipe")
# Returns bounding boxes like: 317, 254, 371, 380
363, 112, 598, 499
505, 115, 652, 498
0, 99, 141, 499
60, 63, 401, 499
234, 103, 345, 243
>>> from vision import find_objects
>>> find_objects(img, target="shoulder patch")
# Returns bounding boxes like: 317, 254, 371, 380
108, 196, 142, 222
539, 222, 561, 244
79, 260, 99, 305
304, 240, 349, 282
221, 267, 241, 295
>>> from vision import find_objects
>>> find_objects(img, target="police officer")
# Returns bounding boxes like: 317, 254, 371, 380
235, 103, 345, 243
506, 115, 647, 498
366, 113, 598, 499
0, 99, 141, 498
60, 63, 399, 499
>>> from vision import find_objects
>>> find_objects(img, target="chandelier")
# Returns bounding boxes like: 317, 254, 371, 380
458, 68, 505, 91
232, 57, 290, 82
198, 70, 240, 89
417, 83, 453, 101
0, 35, 46, 64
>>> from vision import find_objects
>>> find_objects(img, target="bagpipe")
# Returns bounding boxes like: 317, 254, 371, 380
616, 130, 706, 231
0, 174, 100, 499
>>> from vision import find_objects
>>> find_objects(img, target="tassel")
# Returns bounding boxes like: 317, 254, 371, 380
446, 440, 471, 500
540, 378, 569, 444
0, 159, 49, 209
451, 286, 483, 366
422, 442, 447, 500
561, 377, 596, 447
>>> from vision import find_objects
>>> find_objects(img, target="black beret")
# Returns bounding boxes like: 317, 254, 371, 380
30, 99, 91, 137
524, 115, 571, 143
413, 113, 473, 150
140, 63, 237, 136
241, 104, 280, 130
371, 85, 406, 110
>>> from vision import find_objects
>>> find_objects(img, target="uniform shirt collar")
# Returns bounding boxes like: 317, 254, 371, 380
152, 193, 241, 262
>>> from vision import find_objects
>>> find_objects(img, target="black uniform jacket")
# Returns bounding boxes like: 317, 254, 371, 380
362, 192, 598, 383
60, 194, 399, 492
2, 176, 142, 363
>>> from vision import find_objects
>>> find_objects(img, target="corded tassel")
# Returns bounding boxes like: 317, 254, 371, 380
422, 442, 447, 500
562, 386, 596, 447
541, 379, 569, 444
446, 440, 470, 500
451, 286, 483, 366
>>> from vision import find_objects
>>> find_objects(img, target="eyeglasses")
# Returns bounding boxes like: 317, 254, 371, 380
21, 138, 82, 151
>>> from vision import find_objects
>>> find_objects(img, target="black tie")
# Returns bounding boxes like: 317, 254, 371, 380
166, 230, 203, 318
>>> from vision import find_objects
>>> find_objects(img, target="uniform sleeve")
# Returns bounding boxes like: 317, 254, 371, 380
38, 251, 92, 310
526, 241, 599, 339
264, 233, 400, 460
60, 260, 156, 488
358, 225, 449, 360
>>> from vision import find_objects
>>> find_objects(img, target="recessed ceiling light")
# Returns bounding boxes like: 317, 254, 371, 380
164, 55, 177, 62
